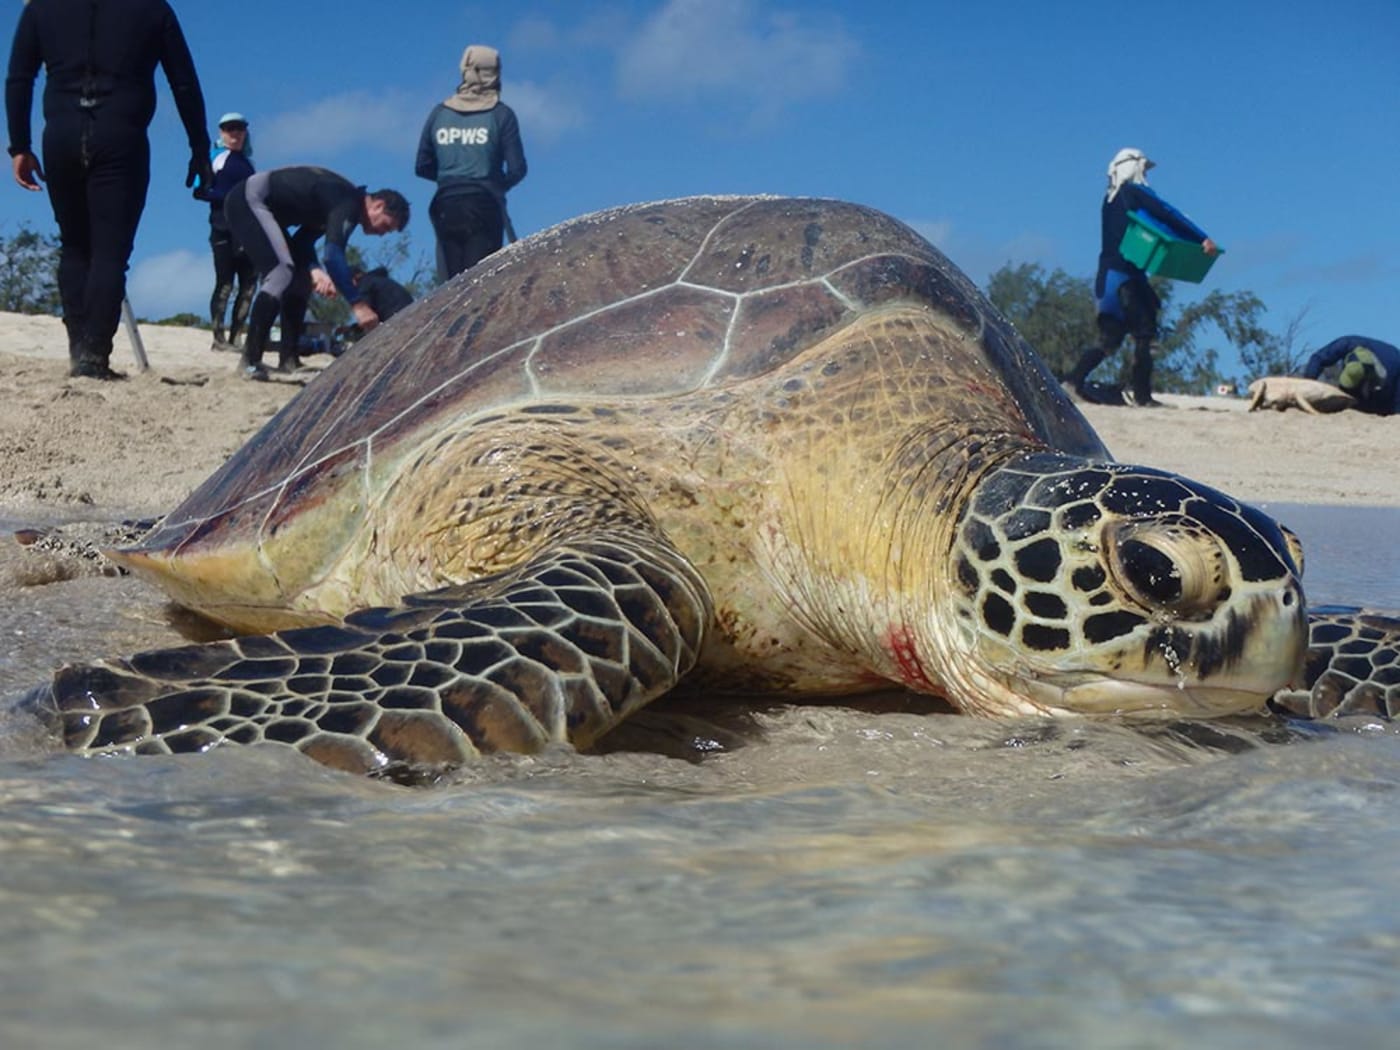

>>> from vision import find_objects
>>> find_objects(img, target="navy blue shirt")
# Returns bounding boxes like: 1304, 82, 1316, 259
206, 146, 254, 229
1300, 336, 1400, 416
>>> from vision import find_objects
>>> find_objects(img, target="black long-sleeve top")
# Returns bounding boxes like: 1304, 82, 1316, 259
258, 166, 366, 301
5, 0, 208, 155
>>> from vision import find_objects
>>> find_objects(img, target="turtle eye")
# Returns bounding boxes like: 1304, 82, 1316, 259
1106, 521, 1226, 618
1117, 539, 1180, 604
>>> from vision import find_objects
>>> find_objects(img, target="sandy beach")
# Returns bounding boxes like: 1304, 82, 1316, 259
0, 307, 1395, 690
1, 309, 1394, 520
0, 311, 319, 519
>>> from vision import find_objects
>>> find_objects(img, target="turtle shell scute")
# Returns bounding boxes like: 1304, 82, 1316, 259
137, 195, 1093, 556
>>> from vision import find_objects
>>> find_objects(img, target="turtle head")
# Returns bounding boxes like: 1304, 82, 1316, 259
933, 452, 1307, 718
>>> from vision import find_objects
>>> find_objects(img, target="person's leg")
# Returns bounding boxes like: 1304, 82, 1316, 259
1066, 346, 1105, 392
40, 121, 92, 369
458, 193, 504, 272
459, 213, 504, 272
276, 268, 312, 372
228, 249, 257, 348
209, 228, 236, 348
1121, 278, 1161, 406
225, 175, 295, 379
1066, 314, 1126, 397
240, 292, 281, 380
431, 191, 504, 278
1128, 340, 1155, 405
77, 131, 151, 375
429, 194, 469, 279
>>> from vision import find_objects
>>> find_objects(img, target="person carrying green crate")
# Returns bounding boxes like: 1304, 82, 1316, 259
1065, 148, 1218, 407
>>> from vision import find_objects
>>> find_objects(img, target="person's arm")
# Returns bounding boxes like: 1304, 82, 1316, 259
498, 107, 526, 191
320, 196, 362, 302
1299, 339, 1350, 379
157, 5, 211, 187
1127, 185, 1210, 245
5, 4, 40, 172
414, 110, 438, 181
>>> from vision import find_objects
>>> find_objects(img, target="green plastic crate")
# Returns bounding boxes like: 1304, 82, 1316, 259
1119, 210, 1222, 283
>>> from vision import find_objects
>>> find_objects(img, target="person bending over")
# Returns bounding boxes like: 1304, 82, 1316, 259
223, 165, 408, 381
1300, 335, 1400, 417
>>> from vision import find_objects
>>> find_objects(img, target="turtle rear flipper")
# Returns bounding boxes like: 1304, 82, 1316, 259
22, 533, 712, 776
1269, 609, 1400, 720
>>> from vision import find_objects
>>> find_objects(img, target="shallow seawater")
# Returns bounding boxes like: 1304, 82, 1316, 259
0, 505, 1398, 1049
1261, 502, 1400, 608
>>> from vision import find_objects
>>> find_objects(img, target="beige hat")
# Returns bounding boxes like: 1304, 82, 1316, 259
444, 45, 501, 113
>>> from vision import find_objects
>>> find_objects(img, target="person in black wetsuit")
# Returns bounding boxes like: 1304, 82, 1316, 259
415, 44, 526, 280
351, 265, 413, 323
198, 111, 256, 352
222, 165, 409, 381
5, 0, 211, 380
326, 265, 414, 353
1064, 148, 1218, 407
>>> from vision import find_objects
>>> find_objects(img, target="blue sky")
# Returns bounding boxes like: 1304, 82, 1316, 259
5, 0, 1397, 379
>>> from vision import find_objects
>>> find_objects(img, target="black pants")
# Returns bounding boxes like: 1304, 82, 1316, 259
430, 188, 503, 279
209, 224, 256, 341
1069, 274, 1161, 401
41, 114, 150, 366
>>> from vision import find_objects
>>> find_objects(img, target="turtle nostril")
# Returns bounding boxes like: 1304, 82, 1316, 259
1118, 538, 1182, 606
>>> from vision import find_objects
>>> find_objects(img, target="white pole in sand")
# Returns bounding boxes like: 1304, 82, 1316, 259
120, 296, 150, 372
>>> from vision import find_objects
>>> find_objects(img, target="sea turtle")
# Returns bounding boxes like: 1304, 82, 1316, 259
1248, 375, 1355, 414
13, 196, 1400, 776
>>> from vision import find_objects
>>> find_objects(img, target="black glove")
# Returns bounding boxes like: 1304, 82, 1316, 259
186, 152, 213, 190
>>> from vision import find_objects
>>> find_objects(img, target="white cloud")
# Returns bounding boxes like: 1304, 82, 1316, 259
508, 15, 563, 52
616, 0, 857, 117
509, 10, 632, 54
126, 249, 211, 321
908, 219, 952, 249
505, 80, 590, 143
256, 89, 424, 162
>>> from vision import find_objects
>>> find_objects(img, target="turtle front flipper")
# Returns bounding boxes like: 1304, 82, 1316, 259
1269, 608, 1400, 720
19, 532, 712, 777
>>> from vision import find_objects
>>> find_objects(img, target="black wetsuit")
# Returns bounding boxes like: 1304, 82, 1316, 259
224, 166, 366, 371
355, 267, 412, 323
415, 101, 526, 278
5, 0, 208, 374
